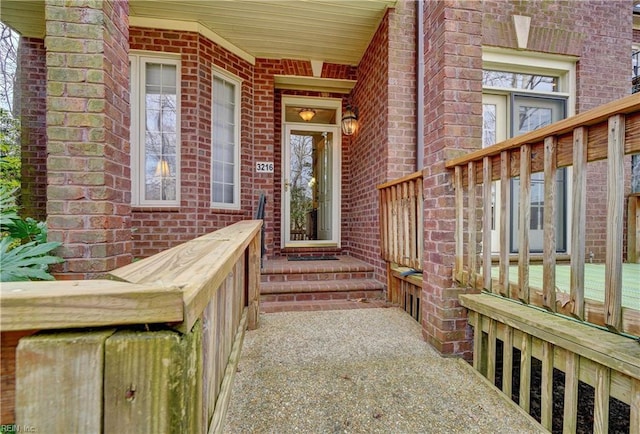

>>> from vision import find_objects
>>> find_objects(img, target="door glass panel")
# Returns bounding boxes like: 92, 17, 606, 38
288, 131, 333, 242
511, 95, 567, 253
482, 94, 507, 252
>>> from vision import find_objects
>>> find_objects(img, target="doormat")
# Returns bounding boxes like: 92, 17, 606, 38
287, 255, 339, 261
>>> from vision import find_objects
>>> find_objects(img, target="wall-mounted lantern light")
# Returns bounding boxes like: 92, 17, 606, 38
298, 108, 316, 122
341, 104, 358, 136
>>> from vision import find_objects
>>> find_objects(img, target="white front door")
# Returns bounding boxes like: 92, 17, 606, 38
283, 124, 340, 247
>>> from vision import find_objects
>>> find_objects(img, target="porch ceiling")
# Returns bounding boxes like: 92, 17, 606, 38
1, 0, 397, 66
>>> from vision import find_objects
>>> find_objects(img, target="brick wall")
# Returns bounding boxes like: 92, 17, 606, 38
387, 0, 417, 180
349, 11, 389, 282
128, 32, 360, 258
44, 0, 132, 278
128, 28, 254, 258
421, 0, 483, 358
17, 37, 47, 221
348, 1, 416, 284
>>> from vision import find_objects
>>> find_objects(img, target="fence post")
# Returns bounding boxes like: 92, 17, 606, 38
16, 329, 115, 433
605, 114, 625, 331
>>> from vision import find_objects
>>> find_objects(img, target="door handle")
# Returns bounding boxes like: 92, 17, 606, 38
284, 179, 291, 192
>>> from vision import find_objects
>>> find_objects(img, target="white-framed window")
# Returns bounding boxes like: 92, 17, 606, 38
482, 48, 576, 254
130, 53, 181, 207
211, 68, 241, 209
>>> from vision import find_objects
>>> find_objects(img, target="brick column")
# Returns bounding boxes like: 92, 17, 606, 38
17, 37, 48, 221
45, 0, 131, 278
421, 0, 483, 359
254, 60, 278, 256
387, 0, 417, 178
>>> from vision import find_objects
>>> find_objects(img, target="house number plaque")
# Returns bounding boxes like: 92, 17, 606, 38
255, 162, 274, 173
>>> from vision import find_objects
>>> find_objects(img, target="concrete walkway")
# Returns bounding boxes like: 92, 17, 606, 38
224, 308, 544, 433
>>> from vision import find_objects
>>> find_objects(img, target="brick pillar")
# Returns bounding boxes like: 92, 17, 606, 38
17, 37, 48, 221
254, 60, 278, 256
387, 0, 417, 178
421, 1, 483, 359
45, 0, 131, 278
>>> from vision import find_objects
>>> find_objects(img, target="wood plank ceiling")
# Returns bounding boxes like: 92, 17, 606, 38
1, 0, 397, 66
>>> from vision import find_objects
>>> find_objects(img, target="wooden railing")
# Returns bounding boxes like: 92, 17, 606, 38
378, 171, 424, 271
378, 171, 424, 319
446, 94, 640, 335
446, 93, 640, 433
1, 220, 262, 433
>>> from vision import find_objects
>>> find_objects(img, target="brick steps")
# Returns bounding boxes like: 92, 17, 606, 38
260, 256, 386, 312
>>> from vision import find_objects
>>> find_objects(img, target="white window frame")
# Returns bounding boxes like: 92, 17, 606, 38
483, 47, 576, 117
482, 47, 577, 255
211, 68, 242, 210
130, 52, 181, 207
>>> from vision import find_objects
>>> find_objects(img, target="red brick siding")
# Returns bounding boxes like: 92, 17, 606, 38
421, 0, 483, 358
102, 0, 132, 270
253, 59, 279, 256
346, 2, 417, 284
44, 0, 132, 278
387, 1, 417, 181
128, 28, 254, 258
17, 37, 47, 221
349, 11, 389, 282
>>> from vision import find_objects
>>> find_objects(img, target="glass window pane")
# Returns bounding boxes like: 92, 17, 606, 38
211, 72, 238, 206
482, 104, 496, 148
224, 163, 234, 183
518, 106, 552, 134
212, 185, 223, 203
141, 61, 178, 203
483, 70, 558, 92
213, 161, 223, 182
146, 63, 162, 85
224, 184, 234, 203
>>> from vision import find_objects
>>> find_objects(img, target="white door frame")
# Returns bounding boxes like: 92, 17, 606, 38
281, 96, 342, 248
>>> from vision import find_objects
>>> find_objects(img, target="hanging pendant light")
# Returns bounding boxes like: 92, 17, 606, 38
341, 104, 359, 136
298, 108, 316, 122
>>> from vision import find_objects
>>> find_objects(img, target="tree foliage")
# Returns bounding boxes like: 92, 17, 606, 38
0, 23, 18, 115
0, 107, 20, 191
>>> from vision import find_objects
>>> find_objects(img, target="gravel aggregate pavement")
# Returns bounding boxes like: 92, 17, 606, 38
224, 307, 544, 433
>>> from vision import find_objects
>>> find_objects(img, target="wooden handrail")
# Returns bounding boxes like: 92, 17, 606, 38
445, 93, 640, 169
376, 170, 424, 190
111, 219, 262, 331
1, 220, 262, 333
1, 280, 183, 331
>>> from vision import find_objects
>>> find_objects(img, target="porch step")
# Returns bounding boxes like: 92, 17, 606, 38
260, 255, 386, 312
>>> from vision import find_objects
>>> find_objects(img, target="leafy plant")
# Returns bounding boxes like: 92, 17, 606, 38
0, 186, 63, 282
0, 238, 63, 281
